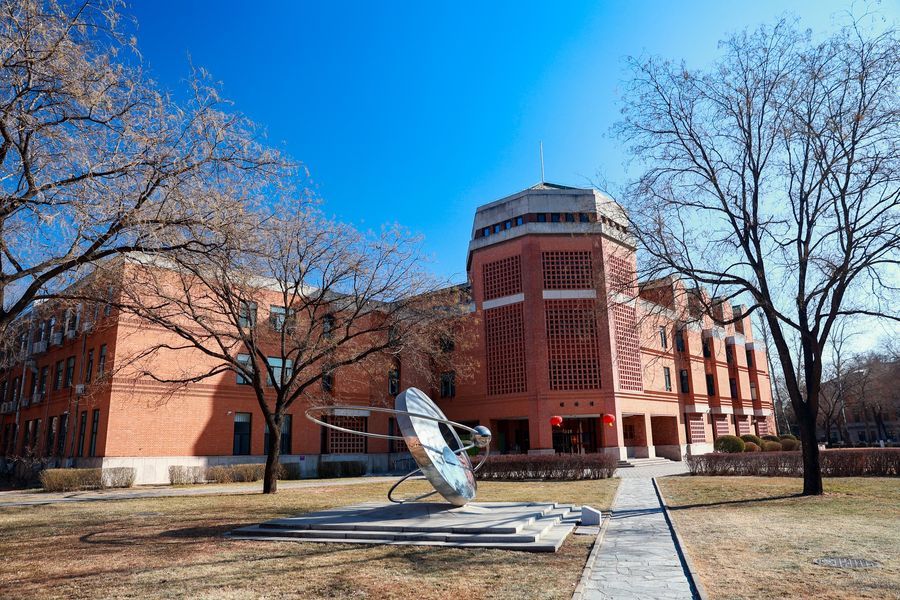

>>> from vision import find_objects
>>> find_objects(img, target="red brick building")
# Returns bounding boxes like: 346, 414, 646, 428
0, 183, 775, 483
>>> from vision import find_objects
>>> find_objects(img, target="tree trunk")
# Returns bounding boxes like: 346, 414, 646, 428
796, 403, 823, 495
263, 415, 282, 494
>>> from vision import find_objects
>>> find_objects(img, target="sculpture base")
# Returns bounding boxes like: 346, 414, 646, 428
229, 501, 583, 552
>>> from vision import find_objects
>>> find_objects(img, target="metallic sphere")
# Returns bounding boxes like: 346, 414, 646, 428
472, 425, 492, 449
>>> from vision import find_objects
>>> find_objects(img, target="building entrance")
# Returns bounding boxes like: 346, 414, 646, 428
552, 418, 599, 454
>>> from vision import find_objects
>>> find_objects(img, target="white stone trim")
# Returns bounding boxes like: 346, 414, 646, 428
753, 409, 773, 417
684, 404, 710, 414
709, 405, 734, 415
333, 408, 371, 417
542, 289, 597, 300
482, 293, 525, 310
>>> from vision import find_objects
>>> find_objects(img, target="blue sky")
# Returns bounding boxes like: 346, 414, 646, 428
127, 1, 895, 284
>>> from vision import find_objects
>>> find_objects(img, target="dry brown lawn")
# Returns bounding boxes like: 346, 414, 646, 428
658, 476, 900, 600
0, 478, 618, 599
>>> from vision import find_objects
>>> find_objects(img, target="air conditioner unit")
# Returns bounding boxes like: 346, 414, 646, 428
75, 384, 86, 396
65, 329, 77, 340
51, 332, 63, 346
32, 340, 48, 354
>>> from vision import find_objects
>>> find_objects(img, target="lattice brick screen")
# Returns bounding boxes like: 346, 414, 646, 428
542, 251, 594, 289
688, 414, 706, 443
482, 255, 522, 301
545, 299, 601, 390
484, 303, 527, 395
327, 416, 366, 454
612, 302, 643, 391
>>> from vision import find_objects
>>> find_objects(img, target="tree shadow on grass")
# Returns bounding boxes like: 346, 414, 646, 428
668, 493, 801, 511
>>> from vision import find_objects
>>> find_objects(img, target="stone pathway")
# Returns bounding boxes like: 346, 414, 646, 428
0, 476, 396, 508
581, 465, 697, 600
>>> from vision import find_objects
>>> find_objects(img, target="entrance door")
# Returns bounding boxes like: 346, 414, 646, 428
552, 418, 597, 454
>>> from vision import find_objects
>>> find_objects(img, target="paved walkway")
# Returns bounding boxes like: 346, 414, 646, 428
0, 476, 396, 508
581, 463, 697, 600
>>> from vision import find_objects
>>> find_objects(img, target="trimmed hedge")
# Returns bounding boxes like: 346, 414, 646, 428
761, 441, 783, 452
169, 466, 206, 485
687, 448, 899, 477
40, 467, 135, 492
740, 434, 764, 448
779, 434, 798, 441
744, 442, 761, 452
477, 453, 617, 481
780, 439, 800, 451
762, 435, 781, 443
206, 463, 280, 483
318, 460, 367, 478
714, 435, 745, 453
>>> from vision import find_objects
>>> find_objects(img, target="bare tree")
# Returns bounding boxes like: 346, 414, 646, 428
616, 17, 900, 494
0, 0, 282, 335
116, 204, 470, 493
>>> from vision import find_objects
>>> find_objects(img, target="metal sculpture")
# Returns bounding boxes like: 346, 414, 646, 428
305, 387, 492, 507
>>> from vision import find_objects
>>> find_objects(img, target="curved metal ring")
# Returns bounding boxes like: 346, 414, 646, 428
386, 467, 439, 504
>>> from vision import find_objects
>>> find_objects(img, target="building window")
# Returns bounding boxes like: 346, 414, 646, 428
11, 377, 19, 404
88, 409, 100, 457
77, 411, 87, 457
85, 349, 94, 384
325, 416, 366, 454
579, 213, 590, 223
36, 366, 47, 400
57, 414, 68, 456
702, 340, 711, 358
54, 361, 64, 390
64, 356, 76, 388
679, 369, 689, 393
729, 377, 738, 398
440, 371, 456, 398
47, 416, 57, 457
675, 330, 685, 352
233, 413, 251, 455
236, 354, 252, 385
265, 415, 293, 455
482, 227, 490, 237
550, 213, 561, 223
269, 305, 295, 332
515, 216, 524, 226
439, 335, 455, 353
750, 382, 758, 401
266, 357, 293, 387
238, 301, 257, 329
98, 344, 107, 376
504, 220, 512, 230
726, 345, 734, 363
663, 367, 672, 392
564, 213, 575, 222
29, 371, 39, 402
388, 365, 400, 396
322, 368, 334, 393
659, 326, 668, 349
493, 224, 501, 233
745, 349, 754, 367
323, 314, 335, 339
536, 213, 547, 223
706, 374, 716, 397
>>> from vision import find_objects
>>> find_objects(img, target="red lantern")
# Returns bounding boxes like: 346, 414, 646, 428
550, 415, 563, 427
602, 414, 616, 428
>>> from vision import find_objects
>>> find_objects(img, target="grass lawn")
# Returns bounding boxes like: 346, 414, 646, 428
658, 476, 900, 600
0, 478, 618, 599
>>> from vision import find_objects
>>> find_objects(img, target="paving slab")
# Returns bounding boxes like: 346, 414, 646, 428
579, 464, 697, 600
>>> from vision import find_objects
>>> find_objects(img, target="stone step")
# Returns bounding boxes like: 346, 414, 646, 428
229, 501, 584, 553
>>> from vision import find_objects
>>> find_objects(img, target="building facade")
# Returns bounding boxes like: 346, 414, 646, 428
0, 183, 775, 483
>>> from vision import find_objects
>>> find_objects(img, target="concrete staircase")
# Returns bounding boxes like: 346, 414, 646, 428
617, 457, 678, 468
229, 501, 583, 552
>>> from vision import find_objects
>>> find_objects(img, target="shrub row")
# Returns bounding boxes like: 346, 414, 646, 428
318, 460, 367, 478
687, 448, 899, 477
167, 462, 311, 485
477, 453, 618, 481
40, 467, 136, 492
